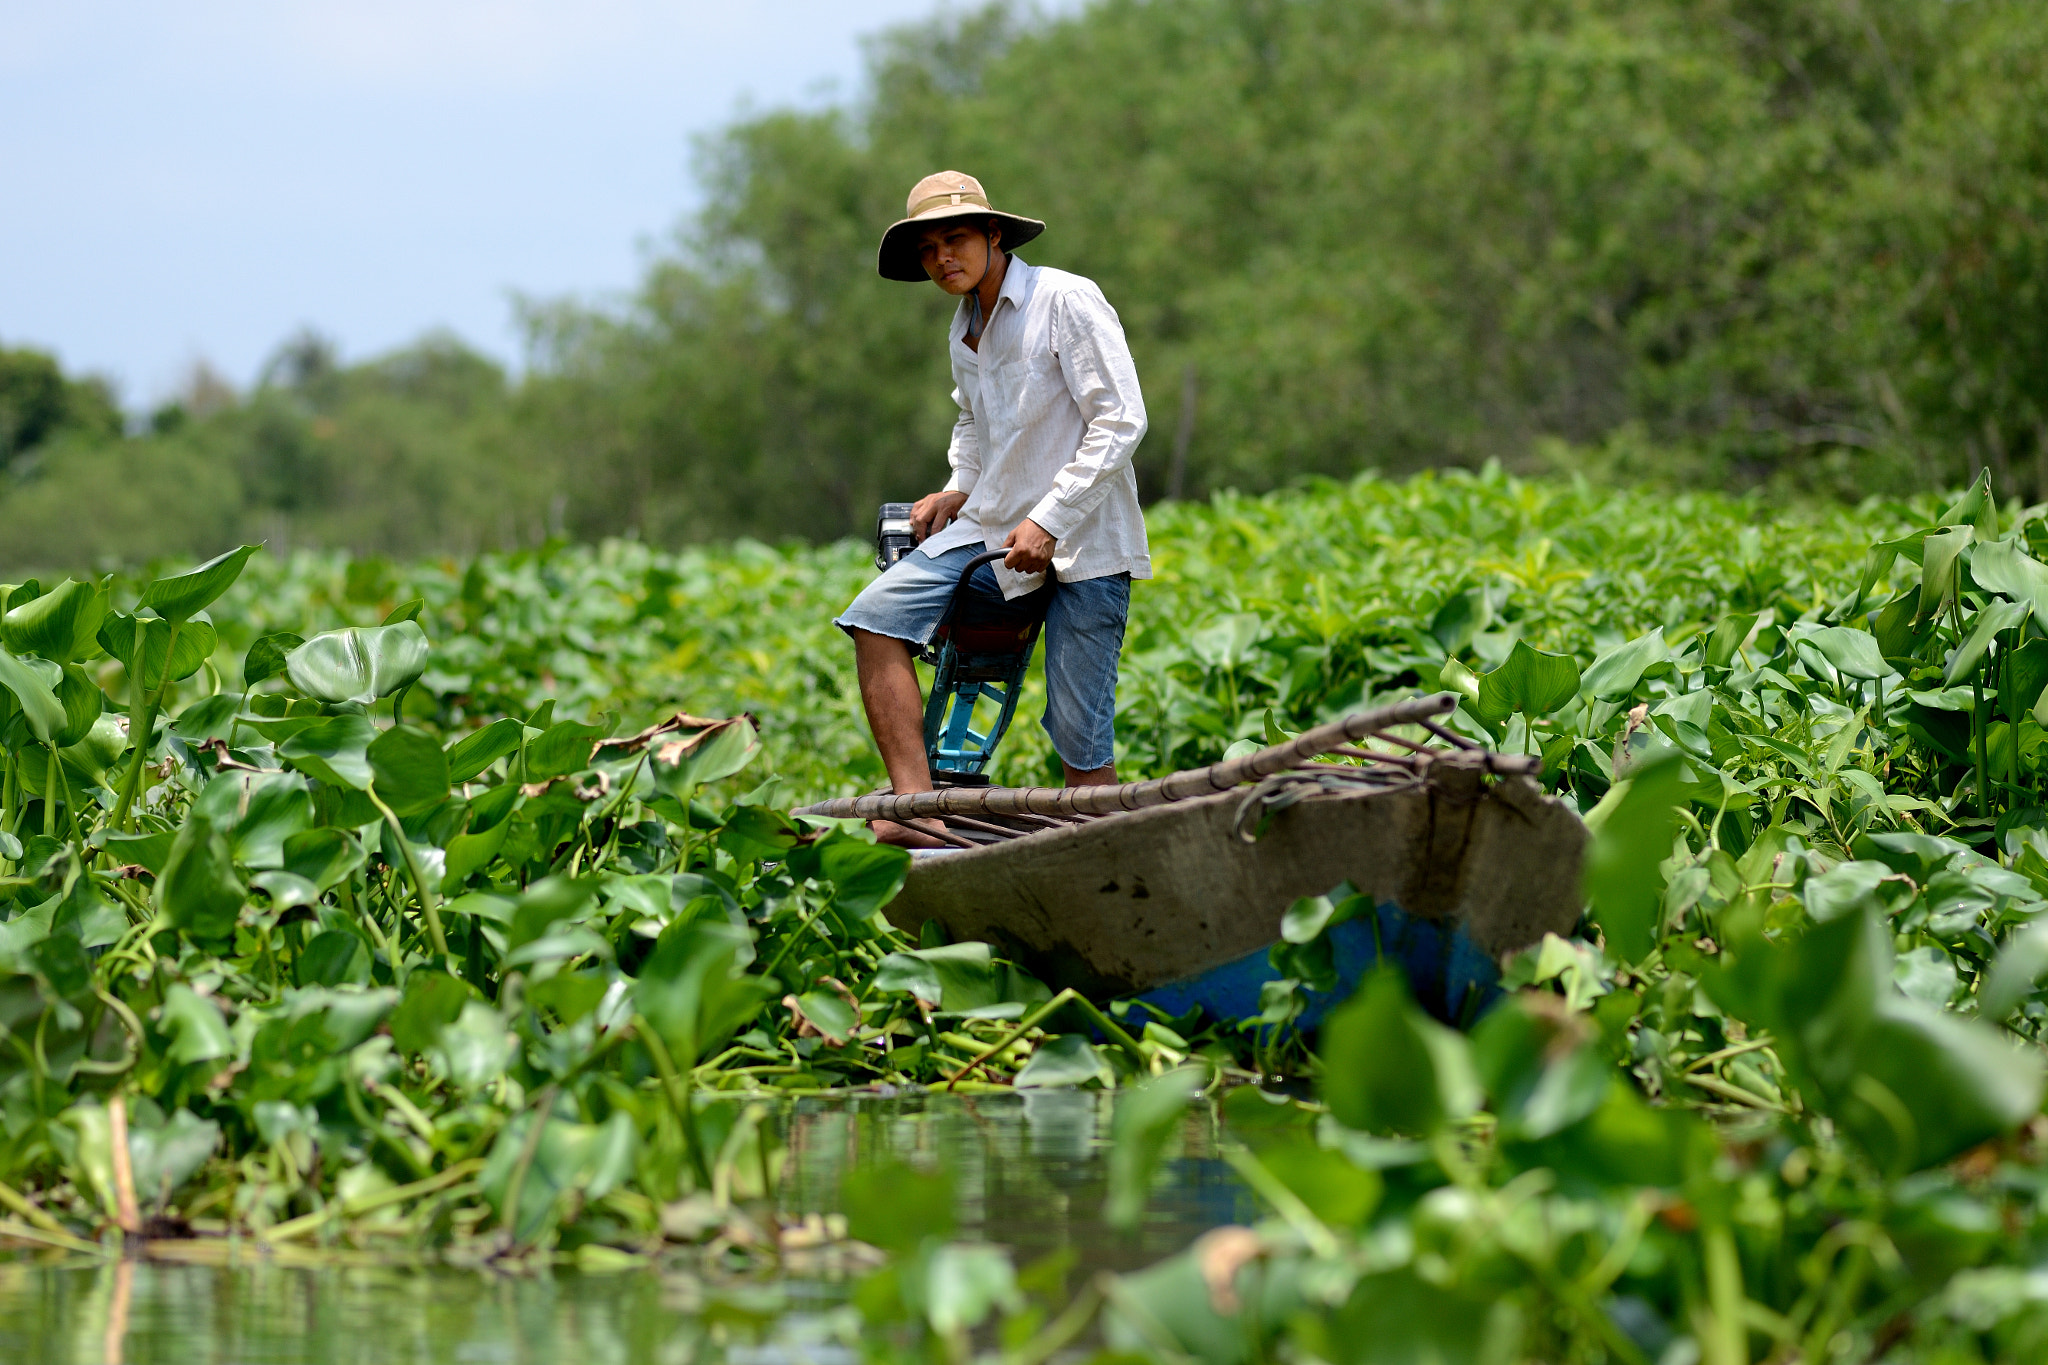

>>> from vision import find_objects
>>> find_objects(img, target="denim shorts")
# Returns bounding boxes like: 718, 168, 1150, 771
834, 544, 1130, 771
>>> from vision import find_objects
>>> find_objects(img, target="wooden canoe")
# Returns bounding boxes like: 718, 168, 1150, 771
796, 695, 1590, 1027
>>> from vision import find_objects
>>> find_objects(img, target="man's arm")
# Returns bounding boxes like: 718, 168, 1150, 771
914, 377, 980, 541
1022, 285, 1149, 549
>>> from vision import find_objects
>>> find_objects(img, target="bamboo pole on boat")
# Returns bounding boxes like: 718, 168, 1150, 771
793, 693, 1535, 823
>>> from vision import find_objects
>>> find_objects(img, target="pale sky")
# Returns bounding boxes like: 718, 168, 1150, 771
0, 1, 1027, 407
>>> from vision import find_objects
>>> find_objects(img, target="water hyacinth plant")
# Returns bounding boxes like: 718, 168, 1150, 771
2, 468, 2048, 1359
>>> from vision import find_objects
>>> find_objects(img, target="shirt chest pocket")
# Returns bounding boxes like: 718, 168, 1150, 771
983, 322, 1059, 419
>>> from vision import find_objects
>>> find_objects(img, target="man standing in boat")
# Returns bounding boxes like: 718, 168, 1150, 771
835, 171, 1151, 847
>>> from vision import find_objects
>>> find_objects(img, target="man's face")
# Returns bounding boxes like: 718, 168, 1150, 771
918, 221, 999, 294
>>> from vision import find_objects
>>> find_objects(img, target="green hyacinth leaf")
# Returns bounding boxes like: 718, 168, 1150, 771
96, 612, 218, 692
281, 828, 368, 891
1941, 468, 2001, 539
242, 631, 305, 689
1476, 639, 1582, 723
369, 723, 451, 816
61, 714, 129, 788
51, 664, 104, 748
277, 713, 377, 790
1, 579, 106, 664
1320, 968, 1480, 1136
0, 648, 65, 747
157, 813, 247, 941
1945, 597, 2029, 687
1919, 527, 1972, 623
1583, 755, 1687, 965
140, 545, 261, 624
444, 716, 527, 784
286, 622, 430, 704
1581, 628, 1669, 701
1801, 626, 1892, 683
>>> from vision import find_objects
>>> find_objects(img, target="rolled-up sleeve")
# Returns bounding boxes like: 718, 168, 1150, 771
1027, 286, 1148, 540
942, 359, 981, 497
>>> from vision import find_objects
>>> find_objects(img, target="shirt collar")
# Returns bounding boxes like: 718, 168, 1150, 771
996, 253, 1031, 309
956, 254, 1031, 338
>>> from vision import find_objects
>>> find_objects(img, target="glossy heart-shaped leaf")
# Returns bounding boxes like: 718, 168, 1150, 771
160, 984, 233, 1066
60, 714, 128, 788
281, 827, 367, 890
157, 813, 246, 941
174, 695, 241, 749
524, 718, 609, 780
97, 612, 218, 692
1476, 640, 1582, 722
369, 723, 450, 816
0, 649, 65, 746
1945, 596, 2030, 686
1, 579, 106, 664
1583, 755, 1687, 964
224, 773, 315, 869
390, 971, 476, 1053
103, 828, 177, 875
242, 631, 305, 689
140, 544, 260, 623
1581, 629, 1669, 700
445, 716, 526, 784
633, 917, 775, 1069
1320, 967, 1480, 1135
285, 622, 430, 704
1703, 613, 1756, 669
1942, 468, 2001, 538
1800, 626, 1892, 683
441, 818, 510, 890
1919, 527, 1972, 622
51, 664, 104, 748
277, 713, 377, 789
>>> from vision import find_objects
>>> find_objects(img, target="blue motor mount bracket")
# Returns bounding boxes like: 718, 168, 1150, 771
917, 550, 1052, 779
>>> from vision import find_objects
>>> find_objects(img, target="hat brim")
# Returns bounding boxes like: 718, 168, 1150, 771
877, 207, 1046, 282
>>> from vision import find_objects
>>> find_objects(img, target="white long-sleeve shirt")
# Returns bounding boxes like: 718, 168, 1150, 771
919, 255, 1152, 598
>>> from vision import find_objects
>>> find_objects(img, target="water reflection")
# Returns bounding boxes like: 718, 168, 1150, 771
0, 1091, 1254, 1364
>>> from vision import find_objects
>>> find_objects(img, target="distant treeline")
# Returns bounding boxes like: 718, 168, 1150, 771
5, 0, 2047, 568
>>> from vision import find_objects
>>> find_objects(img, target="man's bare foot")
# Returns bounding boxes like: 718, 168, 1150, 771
870, 817, 953, 849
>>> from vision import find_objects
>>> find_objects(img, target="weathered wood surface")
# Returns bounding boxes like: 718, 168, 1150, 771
793, 692, 1540, 824
880, 751, 1588, 999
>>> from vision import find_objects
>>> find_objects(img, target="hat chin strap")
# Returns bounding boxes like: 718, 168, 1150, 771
964, 231, 1002, 340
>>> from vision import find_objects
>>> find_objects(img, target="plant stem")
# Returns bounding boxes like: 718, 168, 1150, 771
634, 1015, 712, 1191
354, 882, 405, 990
108, 1089, 142, 1234
1702, 1223, 1748, 1365
367, 787, 448, 958
1953, 599, 1991, 819
56, 750, 76, 842
42, 745, 56, 839
1973, 668, 1992, 819
110, 619, 181, 832
494, 1084, 558, 1252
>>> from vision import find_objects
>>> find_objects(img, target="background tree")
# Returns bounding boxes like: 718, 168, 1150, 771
4, 0, 2047, 568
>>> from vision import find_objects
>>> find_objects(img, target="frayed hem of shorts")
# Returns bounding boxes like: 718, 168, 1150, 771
833, 615, 930, 647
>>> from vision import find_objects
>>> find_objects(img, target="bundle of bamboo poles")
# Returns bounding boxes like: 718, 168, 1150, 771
793, 693, 1539, 847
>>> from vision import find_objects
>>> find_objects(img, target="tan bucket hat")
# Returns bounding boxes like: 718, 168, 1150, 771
876, 170, 1046, 282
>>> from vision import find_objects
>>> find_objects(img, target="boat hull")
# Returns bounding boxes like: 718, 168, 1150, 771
883, 763, 1588, 1026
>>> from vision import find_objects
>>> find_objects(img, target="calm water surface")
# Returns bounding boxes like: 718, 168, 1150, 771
0, 1090, 1255, 1364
